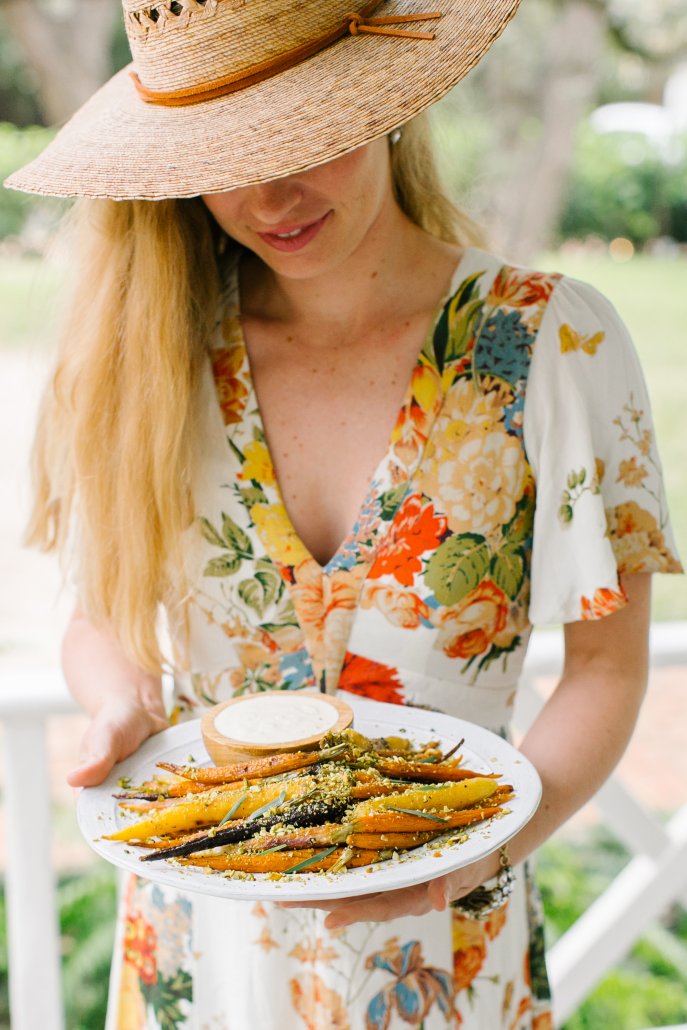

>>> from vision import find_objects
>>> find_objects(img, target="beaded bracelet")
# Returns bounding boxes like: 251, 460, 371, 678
449, 845, 515, 920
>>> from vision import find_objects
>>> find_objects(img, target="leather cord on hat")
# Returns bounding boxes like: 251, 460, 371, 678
344, 11, 441, 39
131, 8, 442, 108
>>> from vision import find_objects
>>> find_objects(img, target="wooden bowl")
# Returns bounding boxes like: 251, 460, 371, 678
201, 692, 354, 766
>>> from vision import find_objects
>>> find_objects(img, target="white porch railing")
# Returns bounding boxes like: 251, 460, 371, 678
0, 622, 685, 1030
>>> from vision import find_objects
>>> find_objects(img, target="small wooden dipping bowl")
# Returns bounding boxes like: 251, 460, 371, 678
201, 692, 354, 766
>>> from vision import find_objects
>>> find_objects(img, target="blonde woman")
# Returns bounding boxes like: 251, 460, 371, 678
7, 2, 682, 1027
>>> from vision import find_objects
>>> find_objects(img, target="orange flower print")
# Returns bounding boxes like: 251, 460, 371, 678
605, 500, 683, 573
485, 901, 509, 940
290, 974, 350, 1030
433, 581, 509, 659
452, 915, 487, 992
338, 653, 405, 705
229, 641, 281, 693
580, 586, 628, 620
365, 937, 454, 1030
123, 912, 158, 987
211, 344, 249, 425
617, 455, 649, 488
532, 1012, 555, 1030
254, 925, 279, 953
289, 937, 340, 965
490, 267, 557, 310
390, 363, 442, 469
361, 583, 430, 628
638, 428, 653, 456
369, 494, 447, 587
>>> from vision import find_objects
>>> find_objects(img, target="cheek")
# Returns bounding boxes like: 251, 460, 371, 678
200, 192, 245, 235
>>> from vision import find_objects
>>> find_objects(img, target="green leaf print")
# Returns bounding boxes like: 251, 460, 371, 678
255, 562, 284, 607
221, 513, 253, 557
198, 516, 226, 548
142, 969, 192, 1030
238, 485, 269, 508
490, 543, 525, 600
203, 554, 242, 577
502, 492, 534, 546
425, 533, 491, 605
378, 484, 409, 521
238, 578, 266, 614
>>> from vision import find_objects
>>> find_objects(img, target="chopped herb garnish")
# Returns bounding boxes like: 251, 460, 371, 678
246, 790, 287, 823
386, 806, 449, 824
284, 846, 337, 873
218, 791, 248, 827
254, 842, 289, 856
116, 776, 132, 789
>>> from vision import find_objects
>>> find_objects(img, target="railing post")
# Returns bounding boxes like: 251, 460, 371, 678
2, 715, 65, 1030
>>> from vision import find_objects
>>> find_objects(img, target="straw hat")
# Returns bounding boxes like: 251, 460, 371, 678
5, 0, 520, 200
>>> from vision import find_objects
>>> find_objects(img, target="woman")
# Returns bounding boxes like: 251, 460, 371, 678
7, 1, 682, 1027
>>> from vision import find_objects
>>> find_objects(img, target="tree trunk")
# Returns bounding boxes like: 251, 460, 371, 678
2, 0, 121, 126
482, 0, 607, 262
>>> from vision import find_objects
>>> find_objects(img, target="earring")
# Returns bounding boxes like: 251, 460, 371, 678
389, 128, 403, 145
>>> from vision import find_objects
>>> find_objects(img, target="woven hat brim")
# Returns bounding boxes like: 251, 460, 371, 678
5, 0, 519, 200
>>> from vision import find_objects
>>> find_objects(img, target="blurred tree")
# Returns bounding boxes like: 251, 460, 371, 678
1, 0, 120, 125
440, 0, 687, 261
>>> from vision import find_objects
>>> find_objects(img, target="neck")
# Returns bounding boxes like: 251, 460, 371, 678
240, 198, 450, 344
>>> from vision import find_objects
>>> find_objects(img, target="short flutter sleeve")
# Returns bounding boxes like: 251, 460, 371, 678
524, 275, 682, 625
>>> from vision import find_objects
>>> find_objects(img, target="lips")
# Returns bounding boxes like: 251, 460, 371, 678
256, 212, 331, 252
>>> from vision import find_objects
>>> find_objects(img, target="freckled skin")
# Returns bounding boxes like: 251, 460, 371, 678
201, 141, 462, 566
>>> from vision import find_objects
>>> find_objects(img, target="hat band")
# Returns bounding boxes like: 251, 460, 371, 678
130, 7, 442, 108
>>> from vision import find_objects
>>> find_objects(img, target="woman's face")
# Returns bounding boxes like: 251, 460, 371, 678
201, 139, 396, 279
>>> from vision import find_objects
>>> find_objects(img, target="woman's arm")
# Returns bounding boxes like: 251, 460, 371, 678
282, 572, 651, 929
64, 607, 169, 788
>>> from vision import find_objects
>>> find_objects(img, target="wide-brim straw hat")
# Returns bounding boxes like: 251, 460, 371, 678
5, 0, 520, 201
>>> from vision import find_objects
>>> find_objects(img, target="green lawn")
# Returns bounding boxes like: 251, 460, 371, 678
2, 251, 685, 619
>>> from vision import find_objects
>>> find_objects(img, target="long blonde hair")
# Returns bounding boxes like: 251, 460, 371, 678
27, 111, 482, 673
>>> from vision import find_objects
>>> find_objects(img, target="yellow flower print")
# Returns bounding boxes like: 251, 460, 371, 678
617, 455, 649, 488
250, 503, 310, 566
559, 323, 605, 355
411, 361, 442, 412
421, 426, 526, 537
239, 440, 276, 486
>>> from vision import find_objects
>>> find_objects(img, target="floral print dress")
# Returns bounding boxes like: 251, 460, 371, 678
108, 247, 681, 1030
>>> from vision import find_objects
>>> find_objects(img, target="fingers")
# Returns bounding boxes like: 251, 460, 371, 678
67, 702, 168, 788
67, 751, 117, 788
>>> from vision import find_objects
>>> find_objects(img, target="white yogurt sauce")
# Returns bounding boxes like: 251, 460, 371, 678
213, 695, 339, 745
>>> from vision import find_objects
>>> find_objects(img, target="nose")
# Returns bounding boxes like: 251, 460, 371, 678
248, 178, 304, 227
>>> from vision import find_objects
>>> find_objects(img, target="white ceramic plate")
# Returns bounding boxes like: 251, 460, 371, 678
78, 693, 541, 901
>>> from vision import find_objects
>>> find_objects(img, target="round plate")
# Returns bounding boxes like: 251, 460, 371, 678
77, 693, 541, 901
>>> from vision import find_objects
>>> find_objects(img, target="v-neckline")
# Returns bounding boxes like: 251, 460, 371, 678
222, 248, 473, 574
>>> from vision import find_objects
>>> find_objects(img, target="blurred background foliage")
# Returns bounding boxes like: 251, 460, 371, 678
0, 0, 686, 257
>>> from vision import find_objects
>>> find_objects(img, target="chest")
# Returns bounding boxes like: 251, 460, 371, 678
241, 311, 432, 565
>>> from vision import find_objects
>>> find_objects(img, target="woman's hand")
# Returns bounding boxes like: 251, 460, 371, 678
277, 851, 500, 930
68, 697, 168, 788
63, 606, 168, 788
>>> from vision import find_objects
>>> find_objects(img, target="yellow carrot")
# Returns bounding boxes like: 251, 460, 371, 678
352, 777, 498, 817
104, 776, 315, 842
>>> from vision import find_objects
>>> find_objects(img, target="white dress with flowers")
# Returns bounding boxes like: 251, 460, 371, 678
107, 248, 681, 1030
